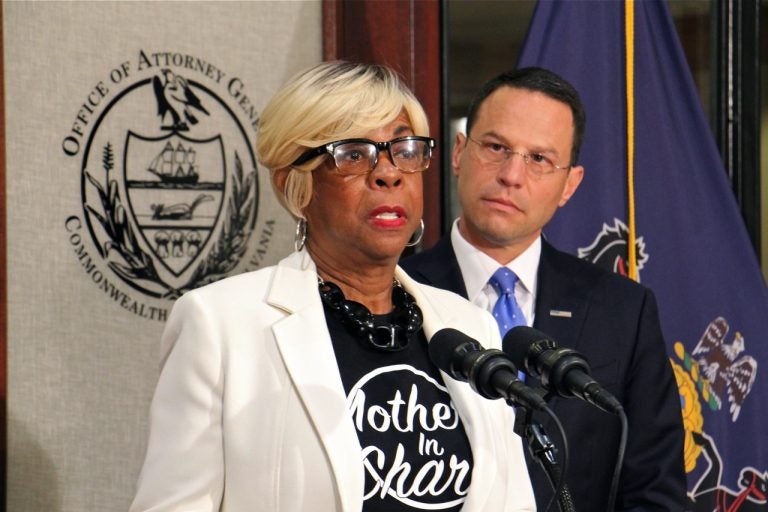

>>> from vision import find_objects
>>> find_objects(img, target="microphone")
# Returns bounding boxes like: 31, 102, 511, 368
428, 328, 547, 411
503, 326, 623, 414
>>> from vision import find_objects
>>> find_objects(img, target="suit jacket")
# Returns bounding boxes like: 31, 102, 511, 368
130, 250, 535, 512
401, 236, 687, 511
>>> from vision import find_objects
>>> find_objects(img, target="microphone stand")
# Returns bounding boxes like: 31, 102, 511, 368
511, 402, 576, 512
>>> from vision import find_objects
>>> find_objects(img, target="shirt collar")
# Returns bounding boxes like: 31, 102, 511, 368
450, 219, 541, 304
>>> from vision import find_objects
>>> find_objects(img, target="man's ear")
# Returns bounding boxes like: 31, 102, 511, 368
558, 165, 584, 207
452, 133, 467, 177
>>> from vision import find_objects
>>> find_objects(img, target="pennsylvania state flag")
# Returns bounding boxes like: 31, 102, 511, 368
518, 0, 768, 508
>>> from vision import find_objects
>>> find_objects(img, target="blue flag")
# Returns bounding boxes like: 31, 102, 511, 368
518, 0, 768, 508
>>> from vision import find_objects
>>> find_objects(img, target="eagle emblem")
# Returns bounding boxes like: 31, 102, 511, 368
152, 68, 210, 131
692, 317, 757, 422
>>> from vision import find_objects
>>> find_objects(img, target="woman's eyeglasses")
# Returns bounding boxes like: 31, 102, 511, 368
292, 136, 436, 175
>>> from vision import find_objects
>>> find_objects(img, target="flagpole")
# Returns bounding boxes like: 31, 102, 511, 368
625, 0, 638, 281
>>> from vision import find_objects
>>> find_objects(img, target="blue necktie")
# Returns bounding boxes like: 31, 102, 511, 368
489, 268, 527, 381
489, 267, 527, 337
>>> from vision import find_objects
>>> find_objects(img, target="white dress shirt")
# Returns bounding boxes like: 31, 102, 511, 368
450, 219, 540, 326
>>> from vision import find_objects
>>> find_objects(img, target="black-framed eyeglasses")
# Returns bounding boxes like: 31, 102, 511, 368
291, 136, 436, 175
467, 137, 571, 178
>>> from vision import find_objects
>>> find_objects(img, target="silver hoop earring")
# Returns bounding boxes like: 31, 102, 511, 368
295, 218, 307, 252
405, 219, 425, 247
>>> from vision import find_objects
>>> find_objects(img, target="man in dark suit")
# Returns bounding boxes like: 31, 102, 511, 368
401, 67, 686, 511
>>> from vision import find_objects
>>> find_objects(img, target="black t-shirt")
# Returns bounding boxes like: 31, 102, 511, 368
324, 305, 474, 511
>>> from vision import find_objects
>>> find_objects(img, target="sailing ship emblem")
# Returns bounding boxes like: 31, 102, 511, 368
147, 141, 201, 185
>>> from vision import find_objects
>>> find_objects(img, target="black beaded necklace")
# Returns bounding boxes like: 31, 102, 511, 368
318, 277, 423, 352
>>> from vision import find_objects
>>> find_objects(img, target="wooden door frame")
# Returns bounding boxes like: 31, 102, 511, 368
1, 2, 8, 504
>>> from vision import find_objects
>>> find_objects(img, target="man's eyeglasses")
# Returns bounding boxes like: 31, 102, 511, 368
291, 136, 436, 175
467, 137, 571, 178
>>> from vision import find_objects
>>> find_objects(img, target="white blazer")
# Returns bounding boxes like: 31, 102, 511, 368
130, 250, 535, 511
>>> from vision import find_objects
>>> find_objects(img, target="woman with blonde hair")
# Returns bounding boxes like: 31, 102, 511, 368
131, 61, 534, 512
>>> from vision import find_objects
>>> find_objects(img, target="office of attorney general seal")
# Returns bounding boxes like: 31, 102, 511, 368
63, 51, 283, 311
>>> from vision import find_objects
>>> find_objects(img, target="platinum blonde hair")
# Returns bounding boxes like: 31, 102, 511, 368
256, 61, 430, 219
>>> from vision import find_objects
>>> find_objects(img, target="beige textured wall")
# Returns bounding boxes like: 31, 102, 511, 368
4, 1, 321, 510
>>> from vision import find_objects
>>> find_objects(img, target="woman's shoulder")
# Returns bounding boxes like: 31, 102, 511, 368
185, 265, 277, 300
399, 272, 494, 321
412, 280, 477, 310
405, 277, 500, 348
182, 251, 311, 302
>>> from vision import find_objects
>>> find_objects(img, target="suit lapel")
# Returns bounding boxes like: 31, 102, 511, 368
411, 235, 593, 351
268, 252, 364, 511
534, 240, 591, 354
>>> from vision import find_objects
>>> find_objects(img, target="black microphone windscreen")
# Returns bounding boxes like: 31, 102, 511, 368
428, 328, 471, 374
502, 325, 552, 367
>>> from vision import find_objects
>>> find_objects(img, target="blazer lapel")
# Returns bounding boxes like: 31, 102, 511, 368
268, 252, 364, 512
396, 268, 501, 510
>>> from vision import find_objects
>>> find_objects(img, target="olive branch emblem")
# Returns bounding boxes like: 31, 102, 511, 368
85, 142, 165, 289
84, 142, 257, 300
189, 151, 256, 289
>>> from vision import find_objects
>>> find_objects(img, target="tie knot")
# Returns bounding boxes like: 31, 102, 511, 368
489, 267, 518, 295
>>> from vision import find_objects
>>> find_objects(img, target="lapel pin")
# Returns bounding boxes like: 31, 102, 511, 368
549, 310, 572, 318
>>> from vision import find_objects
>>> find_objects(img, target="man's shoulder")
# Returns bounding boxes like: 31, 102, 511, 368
541, 241, 654, 298
399, 235, 465, 295
400, 236, 454, 272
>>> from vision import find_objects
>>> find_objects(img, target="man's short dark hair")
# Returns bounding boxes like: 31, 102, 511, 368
465, 67, 586, 165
